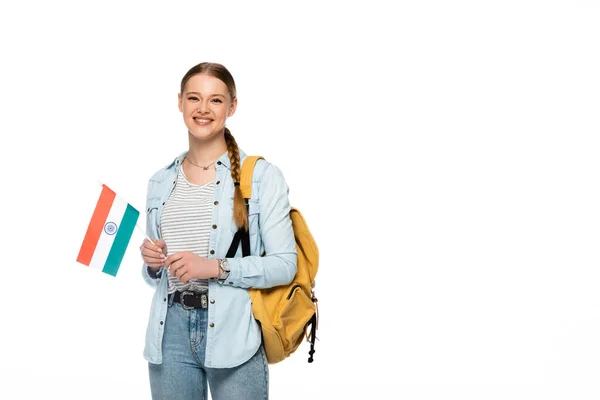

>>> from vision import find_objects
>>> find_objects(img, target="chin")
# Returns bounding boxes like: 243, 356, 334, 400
189, 124, 224, 138
189, 129, 219, 140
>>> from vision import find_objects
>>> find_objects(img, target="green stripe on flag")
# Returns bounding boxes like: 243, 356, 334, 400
103, 204, 140, 276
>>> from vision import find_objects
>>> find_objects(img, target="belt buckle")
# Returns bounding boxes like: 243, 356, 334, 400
181, 291, 195, 310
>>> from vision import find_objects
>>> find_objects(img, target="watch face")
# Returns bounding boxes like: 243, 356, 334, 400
217, 259, 230, 282
221, 259, 230, 271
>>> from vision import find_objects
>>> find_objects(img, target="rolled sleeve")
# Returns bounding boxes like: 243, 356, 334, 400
225, 164, 297, 289
143, 264, 162, 285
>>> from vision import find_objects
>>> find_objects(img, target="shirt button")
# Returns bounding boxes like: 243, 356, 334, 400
214, 201, 219, 206
163, 298, 166, 302
162, 202, 165, 205
229, 282, 233, 285
210, 299, 215, 304
212, 225, 217, 229
210, 250, 215, 255
160, 321, 164, 325
217, 161, 222, 165
216, 181, 220, 185
210, 323, 215, 327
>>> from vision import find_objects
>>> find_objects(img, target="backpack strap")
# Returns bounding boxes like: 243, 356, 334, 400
226, 156, 265, 258
240, 156, 264, 200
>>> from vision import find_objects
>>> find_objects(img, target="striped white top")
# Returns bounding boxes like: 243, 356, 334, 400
160, 168, 216, 294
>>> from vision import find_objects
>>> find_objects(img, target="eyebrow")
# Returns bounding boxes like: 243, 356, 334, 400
185, 92, 226, 98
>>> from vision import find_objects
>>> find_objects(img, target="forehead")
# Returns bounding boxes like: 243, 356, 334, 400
184, 74, 229, 95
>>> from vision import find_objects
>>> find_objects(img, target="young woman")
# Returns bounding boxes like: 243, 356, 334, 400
139, 62, 297, 399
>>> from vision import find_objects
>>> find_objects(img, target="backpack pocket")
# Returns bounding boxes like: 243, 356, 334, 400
275, 285, 316, 355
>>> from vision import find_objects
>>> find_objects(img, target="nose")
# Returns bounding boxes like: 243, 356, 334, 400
197, 101, 210, 114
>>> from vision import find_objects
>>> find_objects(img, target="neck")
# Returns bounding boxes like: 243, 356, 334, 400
187, 132, 228, 165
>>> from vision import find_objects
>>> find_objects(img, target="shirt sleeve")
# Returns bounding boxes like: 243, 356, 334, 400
141, 179, 162, 288
223, 163, 298, 289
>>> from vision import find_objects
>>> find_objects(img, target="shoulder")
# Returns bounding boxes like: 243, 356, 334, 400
145, 152, 184, 198
243, 156, 290, 201
252, 158, 271, 183
241, 155, 285, 184
148, 151, 185, 183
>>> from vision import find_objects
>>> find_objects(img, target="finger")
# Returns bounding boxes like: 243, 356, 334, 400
143, 257, 165, 267
148, 239, 166, 256
179, 270, 190, 283
168, 262, 178, 275
155, 239, 167, 251
142, 238, 156, 248
142, 252, 165, 264
167, 259, 182, 273
141, 248, 166, 261
142, 247, 166, 261
172, 261, 187, 279
164, 252, 184, 268
176, 266, 188, 281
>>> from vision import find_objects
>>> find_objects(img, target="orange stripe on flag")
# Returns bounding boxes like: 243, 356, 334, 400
77, 185, 116, 266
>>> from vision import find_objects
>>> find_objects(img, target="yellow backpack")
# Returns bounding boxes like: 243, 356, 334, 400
227, 156, 319, 364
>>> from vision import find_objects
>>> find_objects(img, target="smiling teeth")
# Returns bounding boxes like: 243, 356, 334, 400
195, 118, 211, 123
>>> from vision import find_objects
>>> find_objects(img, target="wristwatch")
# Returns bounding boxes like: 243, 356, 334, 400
217, 258, 231, 283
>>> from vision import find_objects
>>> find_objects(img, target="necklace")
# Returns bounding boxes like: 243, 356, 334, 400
185, 157, 215, 170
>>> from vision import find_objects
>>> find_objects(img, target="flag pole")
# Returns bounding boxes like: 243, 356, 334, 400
136, 223, 156, 246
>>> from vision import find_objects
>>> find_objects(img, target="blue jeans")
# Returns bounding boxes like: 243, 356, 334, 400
148, 299, 269, 400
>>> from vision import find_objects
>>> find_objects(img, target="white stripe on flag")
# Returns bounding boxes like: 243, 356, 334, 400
88, 195, 129, 272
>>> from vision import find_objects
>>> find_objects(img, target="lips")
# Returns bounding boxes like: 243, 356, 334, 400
193, 117, 213, 126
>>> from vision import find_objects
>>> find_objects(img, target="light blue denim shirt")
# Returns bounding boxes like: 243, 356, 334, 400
142, 149, 297, 368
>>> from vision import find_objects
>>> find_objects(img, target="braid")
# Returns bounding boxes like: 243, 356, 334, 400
224, 128, 248, 231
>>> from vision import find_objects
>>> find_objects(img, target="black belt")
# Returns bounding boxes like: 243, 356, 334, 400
171, 291, 209, 309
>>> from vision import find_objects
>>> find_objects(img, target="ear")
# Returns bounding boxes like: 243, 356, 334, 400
178, 93, 183, 112
228, 97, 238, 117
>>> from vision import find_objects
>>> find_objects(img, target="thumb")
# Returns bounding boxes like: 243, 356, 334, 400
155, 239, 167, 252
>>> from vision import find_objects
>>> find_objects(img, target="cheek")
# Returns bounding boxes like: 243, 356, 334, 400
215, 110, 228, 121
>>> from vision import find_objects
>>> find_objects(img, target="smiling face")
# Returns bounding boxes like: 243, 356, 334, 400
178, 73, 237, 141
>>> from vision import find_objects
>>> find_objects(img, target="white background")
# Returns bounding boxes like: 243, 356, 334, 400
1, 1, 599, 399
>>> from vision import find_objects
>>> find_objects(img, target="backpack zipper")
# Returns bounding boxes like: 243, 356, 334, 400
286, 284, 302, 300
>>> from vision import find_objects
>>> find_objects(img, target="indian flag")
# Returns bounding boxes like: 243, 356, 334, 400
77, 184, 140, 276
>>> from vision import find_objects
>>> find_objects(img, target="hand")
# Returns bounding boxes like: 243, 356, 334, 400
140, 239, 167, 270
164, 252, 219, 283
